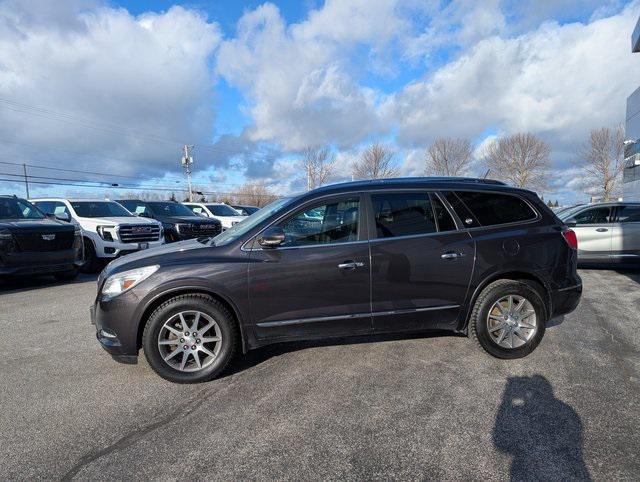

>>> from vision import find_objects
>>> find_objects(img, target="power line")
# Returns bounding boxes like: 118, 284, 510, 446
0, 176, 283, 199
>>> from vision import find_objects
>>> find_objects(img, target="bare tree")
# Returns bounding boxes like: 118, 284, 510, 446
229, 181, 278, 207
576, 125, 625, 201
300, 146, 336, 190
482, 133, 551, 190
425, 137, 473, 176
352, 142, 399, 180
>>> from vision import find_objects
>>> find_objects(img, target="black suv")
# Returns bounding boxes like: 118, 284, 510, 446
0, 195, 82, 280
92, 178, 582, 383
116, 200, 222, 242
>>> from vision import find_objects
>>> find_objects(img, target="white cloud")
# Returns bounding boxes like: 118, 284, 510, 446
0, 1, 221, 183
216, 1, 400, 151
388, 3, 640, 163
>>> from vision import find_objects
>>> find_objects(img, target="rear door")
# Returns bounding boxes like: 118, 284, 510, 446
248, 194, 372, 340
568, 206, 613, 262
368, 191, 474, 333
610, 205, 640, 262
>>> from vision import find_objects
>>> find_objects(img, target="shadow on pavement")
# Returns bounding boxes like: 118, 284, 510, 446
0, 273, 97, 294
614, 269, 640, 285
493, 375, 591, 481
223, 330, 461, 378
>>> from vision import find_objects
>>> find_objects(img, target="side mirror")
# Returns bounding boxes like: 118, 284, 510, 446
565, 218, 577, 227
258, 226, 285, 248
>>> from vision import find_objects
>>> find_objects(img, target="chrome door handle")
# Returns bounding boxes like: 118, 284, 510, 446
441, 252, 464, 260
595, 228, 608, 232
338, 261, 365, 270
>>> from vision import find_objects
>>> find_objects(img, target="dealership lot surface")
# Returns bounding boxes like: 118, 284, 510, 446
1, 270, 638, 480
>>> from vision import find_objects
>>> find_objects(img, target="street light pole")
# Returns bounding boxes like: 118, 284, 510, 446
23, 163, 30, 198
181, 145, 194, 202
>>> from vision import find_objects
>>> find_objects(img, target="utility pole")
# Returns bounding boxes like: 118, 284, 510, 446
23, 163, 30, 198
181, 145, 194, 202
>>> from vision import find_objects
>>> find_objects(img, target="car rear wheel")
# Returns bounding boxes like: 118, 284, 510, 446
469, 280, 546, 359
142, 294, 238, 383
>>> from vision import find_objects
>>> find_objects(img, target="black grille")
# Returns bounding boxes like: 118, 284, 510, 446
119, 224, 161, 243
178, 223, 221, 238
13, 231, 74, 252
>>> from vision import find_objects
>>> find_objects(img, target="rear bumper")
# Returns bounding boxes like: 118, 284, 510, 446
550, 282, 582, 317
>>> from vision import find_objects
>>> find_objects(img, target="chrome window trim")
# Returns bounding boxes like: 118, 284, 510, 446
368, 229, 464, 245
241, 192, 364, 252
256, 304, 460, 328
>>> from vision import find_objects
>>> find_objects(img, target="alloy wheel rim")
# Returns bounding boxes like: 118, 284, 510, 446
486, 295, 537, 349
157, 310, 222, 372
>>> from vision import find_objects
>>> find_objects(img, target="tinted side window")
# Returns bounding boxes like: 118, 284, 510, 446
455, 191, 537, 226
279, 198, 359, 247
573, 207, 612, 225
442, 191, 479, 227
372, 192, 436, 238
616, 205, 640, 223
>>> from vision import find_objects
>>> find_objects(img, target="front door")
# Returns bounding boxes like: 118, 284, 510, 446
569, 206, 613, 262
368, 191, 474, 333
248, 195, 372, 340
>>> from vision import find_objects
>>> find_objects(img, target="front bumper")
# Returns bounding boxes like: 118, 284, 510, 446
0, 248, 81, 276
91, 291, 141, 364
96, 239, 164, 259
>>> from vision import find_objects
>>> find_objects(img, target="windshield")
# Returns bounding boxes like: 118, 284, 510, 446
207, 204, 241, 216
213, 197, 291, 246
0, 197, 45, 220
71, 201, 133, 218
148, 202, 195, 217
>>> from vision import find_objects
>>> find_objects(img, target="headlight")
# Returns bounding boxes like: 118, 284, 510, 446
101, 265, 159, 297
96, 225, 115, 241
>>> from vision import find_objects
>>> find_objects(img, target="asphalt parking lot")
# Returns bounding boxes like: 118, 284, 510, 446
1, 269, 639, 480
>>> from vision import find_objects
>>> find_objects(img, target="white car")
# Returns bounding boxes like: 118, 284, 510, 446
30, 198, 163, 272
182, 202, 245, 230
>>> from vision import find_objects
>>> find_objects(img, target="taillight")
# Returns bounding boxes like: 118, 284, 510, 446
562, 229, 578, 250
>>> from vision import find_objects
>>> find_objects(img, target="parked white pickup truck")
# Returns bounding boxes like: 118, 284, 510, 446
30, 198, 164, 272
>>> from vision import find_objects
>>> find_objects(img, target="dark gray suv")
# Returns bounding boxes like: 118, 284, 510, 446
91, 178, 582, 383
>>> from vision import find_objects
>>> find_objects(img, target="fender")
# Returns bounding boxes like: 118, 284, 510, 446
133, 277, 251, 353
458, 267, 552, 332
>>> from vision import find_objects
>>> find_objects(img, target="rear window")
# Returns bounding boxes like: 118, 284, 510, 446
453, 191, 537, 226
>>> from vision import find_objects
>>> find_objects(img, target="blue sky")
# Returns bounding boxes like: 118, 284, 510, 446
0, 0, 639, 203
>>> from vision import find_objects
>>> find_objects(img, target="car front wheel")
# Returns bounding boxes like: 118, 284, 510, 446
469, 280, 546, 359
142, 294, 238, 383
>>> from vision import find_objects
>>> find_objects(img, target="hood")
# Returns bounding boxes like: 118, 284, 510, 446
78, 216, 160, 228
102, 238, 207, 274
0, 218, 75, 233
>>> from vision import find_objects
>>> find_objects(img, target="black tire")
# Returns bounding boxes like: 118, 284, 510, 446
78, 239, 101, 274
142, 294, 238, 383
469, 279, 547, 359
54, 268, 79, 281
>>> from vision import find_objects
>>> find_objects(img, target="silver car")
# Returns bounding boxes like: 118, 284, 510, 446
560, 202, 640, 265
